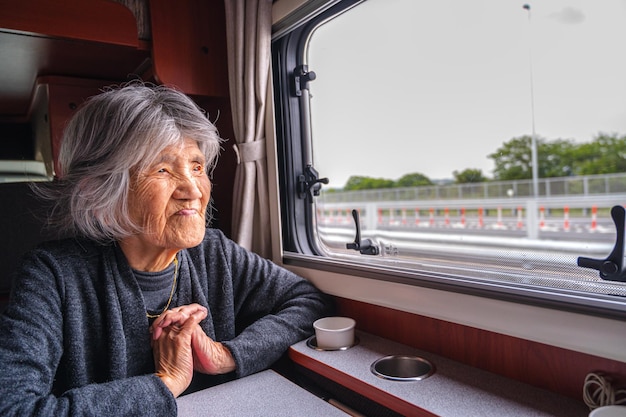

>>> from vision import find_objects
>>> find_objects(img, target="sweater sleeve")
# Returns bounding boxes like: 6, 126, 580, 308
213, 232, 334, 377
0, 250, 177, 417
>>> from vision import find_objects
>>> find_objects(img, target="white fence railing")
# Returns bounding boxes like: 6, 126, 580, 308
320, 173, 626, 203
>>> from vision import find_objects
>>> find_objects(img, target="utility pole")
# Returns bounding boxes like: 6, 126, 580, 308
523, 4, 540, 239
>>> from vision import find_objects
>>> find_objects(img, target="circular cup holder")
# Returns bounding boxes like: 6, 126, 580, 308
371, 355, 435, 381
306, 335, 359, 351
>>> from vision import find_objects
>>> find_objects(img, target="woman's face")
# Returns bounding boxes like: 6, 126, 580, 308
126, 137, 211, 252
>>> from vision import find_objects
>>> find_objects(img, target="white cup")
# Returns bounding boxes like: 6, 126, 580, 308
590, 406, 626, 417
313, 316, 356, 349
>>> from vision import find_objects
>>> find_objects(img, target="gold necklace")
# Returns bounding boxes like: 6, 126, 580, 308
146, 256, 179, 319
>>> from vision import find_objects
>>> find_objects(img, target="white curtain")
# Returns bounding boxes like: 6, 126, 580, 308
224, 0, 272, 257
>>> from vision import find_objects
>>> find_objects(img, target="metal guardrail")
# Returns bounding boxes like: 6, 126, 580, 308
316, 173, 626, 241
320, 173, 626, 203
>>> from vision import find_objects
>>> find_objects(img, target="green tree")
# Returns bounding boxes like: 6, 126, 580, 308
343, 175, 394, 190
489, 135, 535, 180
572, 133, 626, 175
539, 139, 576, 178
453, 168, 487, 183
394, 172, 433, 187
489, 135, 577, 180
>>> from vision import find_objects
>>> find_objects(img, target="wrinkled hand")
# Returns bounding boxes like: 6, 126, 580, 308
151, 304, 207, 397
191, 325, 236, 375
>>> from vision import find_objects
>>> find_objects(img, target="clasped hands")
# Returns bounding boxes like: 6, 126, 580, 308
150, 303, 236, 397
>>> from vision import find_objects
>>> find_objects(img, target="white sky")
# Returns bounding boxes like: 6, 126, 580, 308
307, 0, 626, 188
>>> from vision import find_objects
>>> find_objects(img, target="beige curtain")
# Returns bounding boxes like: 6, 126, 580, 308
224, 0, 272, 257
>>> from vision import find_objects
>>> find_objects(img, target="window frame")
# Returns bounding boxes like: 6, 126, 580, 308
270, 0, 626, 323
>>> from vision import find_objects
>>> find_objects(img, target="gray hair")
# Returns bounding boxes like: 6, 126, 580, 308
36, 83, 223, 243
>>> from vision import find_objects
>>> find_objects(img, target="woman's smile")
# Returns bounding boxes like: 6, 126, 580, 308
175, 208, 200, 216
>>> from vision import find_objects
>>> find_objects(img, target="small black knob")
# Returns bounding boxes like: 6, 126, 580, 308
601, 261, 619, 276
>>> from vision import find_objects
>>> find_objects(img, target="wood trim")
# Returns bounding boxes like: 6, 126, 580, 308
149, 0, 229, 97
0, 0, 139, 47
335, 297, 626, 401
289, 348, 438, 417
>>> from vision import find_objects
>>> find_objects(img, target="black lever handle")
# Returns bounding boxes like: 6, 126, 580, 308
577, 205, 625, 281
346, 209, 379, 255
297, 165, 328, 200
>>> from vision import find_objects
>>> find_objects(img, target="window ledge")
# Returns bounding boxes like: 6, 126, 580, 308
286, 260, 626, 364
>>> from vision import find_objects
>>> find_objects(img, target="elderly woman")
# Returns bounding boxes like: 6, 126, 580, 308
0, 84, 331, 416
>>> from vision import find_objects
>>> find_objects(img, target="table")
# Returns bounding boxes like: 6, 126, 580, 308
177, 369, 350, 416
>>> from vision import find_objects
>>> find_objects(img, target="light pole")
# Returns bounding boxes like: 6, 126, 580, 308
523, 4, 539, 199
523, 4, 540, 239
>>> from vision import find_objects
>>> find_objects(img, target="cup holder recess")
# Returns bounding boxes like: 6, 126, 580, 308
371, 355, 435, 381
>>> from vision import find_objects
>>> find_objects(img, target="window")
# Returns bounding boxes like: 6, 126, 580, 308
272, 0, 626, 318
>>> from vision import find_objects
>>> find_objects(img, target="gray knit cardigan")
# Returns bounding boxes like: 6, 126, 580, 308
0, 229, 331, 416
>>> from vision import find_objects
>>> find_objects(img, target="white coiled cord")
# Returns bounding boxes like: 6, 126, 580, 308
583, 372, 626, 410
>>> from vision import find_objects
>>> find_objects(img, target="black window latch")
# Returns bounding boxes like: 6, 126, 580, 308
294, 65, 316, 96
577, 205, 626, 282
346, 209, 379, 256
298, 165, 329, 200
